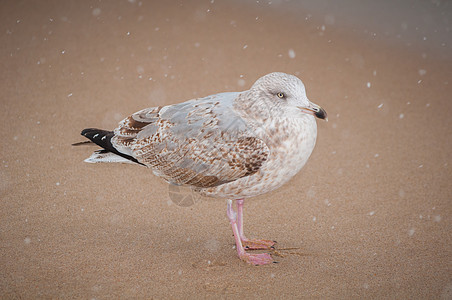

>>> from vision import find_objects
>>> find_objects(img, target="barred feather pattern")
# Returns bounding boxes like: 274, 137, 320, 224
111, 94, 270, 189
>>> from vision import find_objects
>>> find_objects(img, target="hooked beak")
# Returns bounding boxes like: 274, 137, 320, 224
297, 102, 328, 121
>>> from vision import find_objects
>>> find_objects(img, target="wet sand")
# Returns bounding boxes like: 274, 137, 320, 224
1, 1, 451, 298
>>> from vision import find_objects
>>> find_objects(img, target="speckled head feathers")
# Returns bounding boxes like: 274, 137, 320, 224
236, 72, 313, 119
251, 72, 309, 105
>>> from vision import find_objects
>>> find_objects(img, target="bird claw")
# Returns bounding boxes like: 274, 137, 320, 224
242, 239, 277, 250
240, 252, 274, 265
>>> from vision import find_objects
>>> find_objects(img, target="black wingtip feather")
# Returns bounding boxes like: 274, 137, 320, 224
81, 128, 114, 149
80, 128, 144, 166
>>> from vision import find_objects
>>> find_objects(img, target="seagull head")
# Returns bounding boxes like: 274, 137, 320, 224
251, 72, 327, 121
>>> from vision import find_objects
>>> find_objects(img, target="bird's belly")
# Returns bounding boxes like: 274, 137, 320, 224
201, 117, 317, 199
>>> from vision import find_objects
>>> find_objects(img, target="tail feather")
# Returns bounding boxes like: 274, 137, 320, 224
80, 128, 144, 165
84, 150, 138, 164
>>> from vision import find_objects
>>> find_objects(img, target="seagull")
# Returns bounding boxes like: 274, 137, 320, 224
76, 72, 327, 265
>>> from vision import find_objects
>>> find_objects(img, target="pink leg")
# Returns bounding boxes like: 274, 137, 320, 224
227, 199, 274, 265
236, 199, 276, 250
236, 199, 246, 240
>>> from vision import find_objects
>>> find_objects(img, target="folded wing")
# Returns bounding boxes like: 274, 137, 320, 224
112, 93, 269, 188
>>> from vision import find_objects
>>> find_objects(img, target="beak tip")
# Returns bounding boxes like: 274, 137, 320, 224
315, 107, 328, 121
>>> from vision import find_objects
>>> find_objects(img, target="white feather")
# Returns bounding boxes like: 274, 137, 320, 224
84, 152, 136, 164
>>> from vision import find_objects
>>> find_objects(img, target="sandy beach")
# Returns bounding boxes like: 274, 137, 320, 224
1, 1, 451, 298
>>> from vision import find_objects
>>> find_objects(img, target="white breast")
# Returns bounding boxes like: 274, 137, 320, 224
201, 115, 317, 199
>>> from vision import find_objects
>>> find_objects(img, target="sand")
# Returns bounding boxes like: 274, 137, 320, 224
1, 1, 451, 299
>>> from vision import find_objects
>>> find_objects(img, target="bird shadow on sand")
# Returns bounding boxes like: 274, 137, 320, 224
167, 183, 208, 207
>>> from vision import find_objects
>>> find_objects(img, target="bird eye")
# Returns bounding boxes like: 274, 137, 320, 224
277, 92, 285, 99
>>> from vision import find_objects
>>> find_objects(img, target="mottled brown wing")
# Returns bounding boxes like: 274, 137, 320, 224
111, 94, 269, 188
